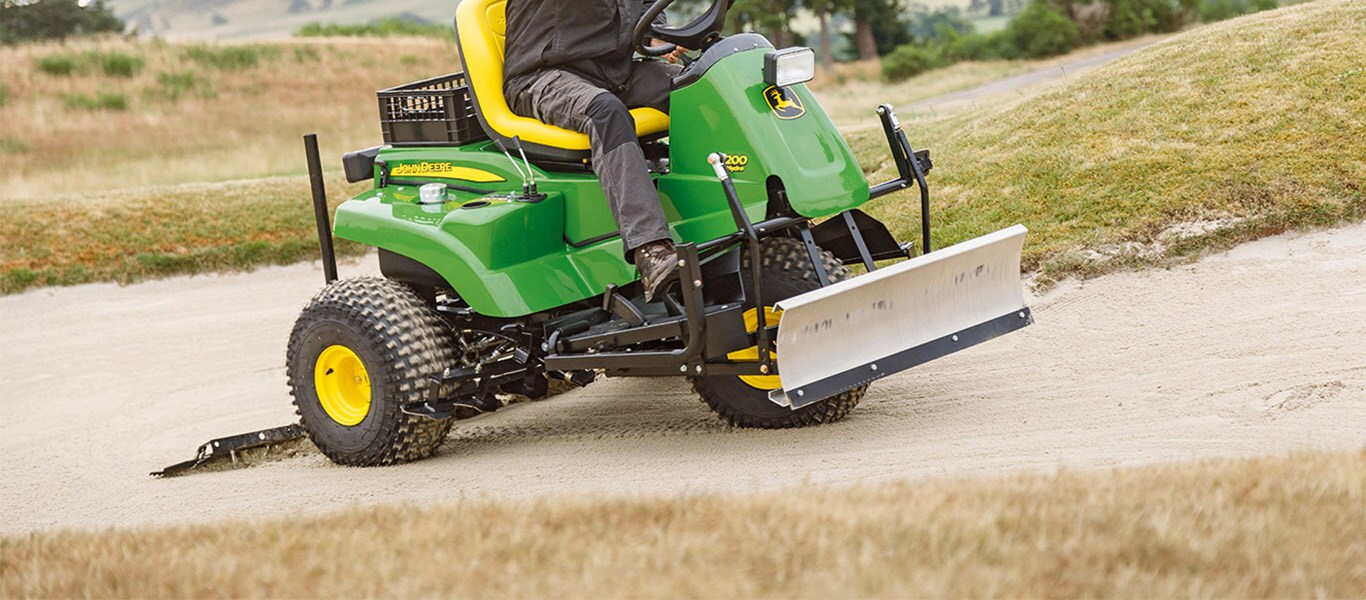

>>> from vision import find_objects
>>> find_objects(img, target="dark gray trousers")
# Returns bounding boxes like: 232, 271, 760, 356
507, 61, 680, 259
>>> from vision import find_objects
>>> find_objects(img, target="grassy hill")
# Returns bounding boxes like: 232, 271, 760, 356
5, 450, 1362, 597
855, 0, 1365, 284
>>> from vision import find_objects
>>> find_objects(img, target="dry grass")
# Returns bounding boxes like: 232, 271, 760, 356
2, 450, 1362, 598
855, 0, 1366, 285
0, 176, 370, 293
812, 35, 1171, 127
1, 2, 1363, 295
814, 59, 1030, 125
0, 36, 456, 198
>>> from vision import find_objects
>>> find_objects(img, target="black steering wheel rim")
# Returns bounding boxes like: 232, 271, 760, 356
635, 0, 731, 58
634, 0, 680, 57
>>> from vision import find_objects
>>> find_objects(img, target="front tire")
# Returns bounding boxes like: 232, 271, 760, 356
287, 277, 455, 466
691, 237, 868, 428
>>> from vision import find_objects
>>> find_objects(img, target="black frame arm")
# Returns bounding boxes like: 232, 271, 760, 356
868, 104, 933, 254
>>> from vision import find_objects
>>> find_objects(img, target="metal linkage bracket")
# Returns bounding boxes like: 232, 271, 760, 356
709, 152, 774, 372
868, 104, 933, 255
543, 242, 708, 372
603, 284, 647, 327
796, 223, 831, 287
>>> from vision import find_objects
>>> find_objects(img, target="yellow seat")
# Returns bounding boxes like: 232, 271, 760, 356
455, 0, 671, 154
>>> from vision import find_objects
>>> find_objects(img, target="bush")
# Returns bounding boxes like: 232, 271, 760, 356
0, 82, 9, 107
293, 45, 321, 62
62, 90, 128, 111
183, 45, 281, 70
295, 16, 450, 38
936, 28, 1017, 62
35, 54, 79, 76
0, 0, 123, 46
1201, 0, 1277, 22
1103, 0, 1184, 40
907, 9, 975, 43
1006, 1, 1081, 58
0, 137, 29, 154
35, 50, 145, 78
882, 45, 946, 82
154, 71, 201, 101
96, 51, 144, 77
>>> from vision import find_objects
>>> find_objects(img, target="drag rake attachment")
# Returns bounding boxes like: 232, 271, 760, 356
151, 424, 306, 477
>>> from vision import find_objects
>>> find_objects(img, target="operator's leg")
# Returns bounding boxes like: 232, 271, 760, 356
507, 69, 677, 299
583, 93, 672, 255
620, 60, 682, 114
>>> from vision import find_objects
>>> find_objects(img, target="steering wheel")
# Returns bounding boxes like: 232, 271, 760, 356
634, 0, 732, 58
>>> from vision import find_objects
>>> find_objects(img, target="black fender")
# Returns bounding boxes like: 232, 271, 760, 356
809, 209, 914, 264
378, 249, 452, 301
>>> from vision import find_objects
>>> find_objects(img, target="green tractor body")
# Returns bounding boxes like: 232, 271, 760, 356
274, 0, 1035, 469
335, 44, 866, 318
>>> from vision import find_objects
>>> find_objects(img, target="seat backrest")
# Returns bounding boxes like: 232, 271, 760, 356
455, 0, 593, 153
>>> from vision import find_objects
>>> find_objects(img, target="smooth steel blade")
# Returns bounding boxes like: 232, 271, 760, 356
773, 225, 1029, 407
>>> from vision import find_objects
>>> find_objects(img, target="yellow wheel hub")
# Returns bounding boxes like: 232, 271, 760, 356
314, 345, 372, 426
727, 306, 783, 390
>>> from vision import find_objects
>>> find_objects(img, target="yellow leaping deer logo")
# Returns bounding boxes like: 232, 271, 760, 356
763, 85, 805, 120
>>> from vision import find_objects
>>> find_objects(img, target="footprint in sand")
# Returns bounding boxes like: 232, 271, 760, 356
1261, 381, 1346, 421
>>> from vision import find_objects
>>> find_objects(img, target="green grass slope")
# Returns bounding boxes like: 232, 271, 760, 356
861, 0, 1365, 283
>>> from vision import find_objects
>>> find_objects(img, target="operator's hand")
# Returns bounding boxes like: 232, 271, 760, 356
665, 46, 691, 64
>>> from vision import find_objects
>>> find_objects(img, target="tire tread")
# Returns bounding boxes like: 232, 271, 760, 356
287, 277, 454, 466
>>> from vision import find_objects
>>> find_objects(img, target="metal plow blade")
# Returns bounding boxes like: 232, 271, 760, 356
771, 225, 1032, 408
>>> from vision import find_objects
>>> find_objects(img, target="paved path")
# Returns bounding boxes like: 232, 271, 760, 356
910, 39, 1163, 111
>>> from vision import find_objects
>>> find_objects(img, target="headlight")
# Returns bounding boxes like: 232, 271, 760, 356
763, 47, 816, 88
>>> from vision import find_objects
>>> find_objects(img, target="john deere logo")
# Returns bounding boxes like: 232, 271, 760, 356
391, 162, 504, 183
763, 85, 805, 120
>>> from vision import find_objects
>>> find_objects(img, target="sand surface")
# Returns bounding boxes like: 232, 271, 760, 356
3, 225, 1364, 535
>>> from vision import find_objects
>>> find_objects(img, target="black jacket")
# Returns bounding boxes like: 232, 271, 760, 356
503, 0, 659, 94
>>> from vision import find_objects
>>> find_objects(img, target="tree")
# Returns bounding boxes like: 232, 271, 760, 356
807, 0, 851, 68
846, 0, 909, 59
728, 0, 802, 47
905, 6, 974, 42
1, 0, 125, 45
1006, 1, 1080, 58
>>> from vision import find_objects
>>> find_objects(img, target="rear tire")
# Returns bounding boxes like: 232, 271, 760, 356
287, 277, 455, 466
691, 237, 868, 428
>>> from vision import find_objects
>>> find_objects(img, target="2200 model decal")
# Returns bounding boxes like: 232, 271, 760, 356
723, 154, 750, 173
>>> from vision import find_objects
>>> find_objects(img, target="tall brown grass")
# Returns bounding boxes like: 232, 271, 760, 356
0, 36, 457, 199
3, 450, 1362, 598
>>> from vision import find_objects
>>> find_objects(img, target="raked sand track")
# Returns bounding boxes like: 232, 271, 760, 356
2, 224, 1364, 536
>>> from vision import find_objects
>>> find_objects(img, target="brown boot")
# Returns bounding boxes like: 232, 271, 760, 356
634, 240, 679, 302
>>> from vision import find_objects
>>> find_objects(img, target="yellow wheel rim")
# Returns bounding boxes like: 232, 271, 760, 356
314, 345, 372, 426
727, 307, 783, 390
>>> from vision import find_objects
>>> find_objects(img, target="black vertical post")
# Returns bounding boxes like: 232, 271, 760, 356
877, 104, 932, 255
907, 139, 932, 255
710, 153, 771, 371
304, 133, 338, 284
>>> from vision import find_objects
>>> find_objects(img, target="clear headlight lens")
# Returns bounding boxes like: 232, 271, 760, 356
764, 47, 816, 88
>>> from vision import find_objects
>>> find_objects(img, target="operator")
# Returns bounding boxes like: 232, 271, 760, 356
503, 0, 688, 301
